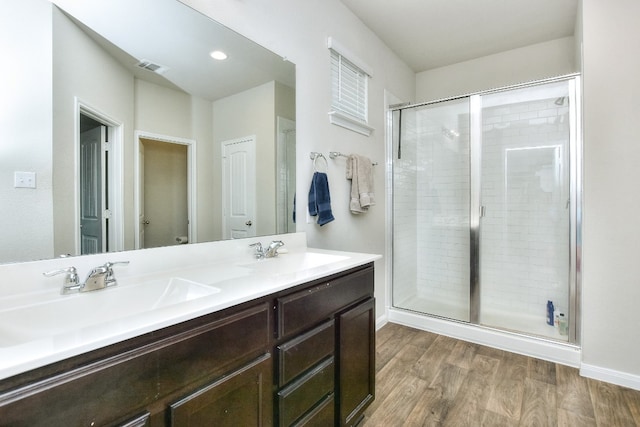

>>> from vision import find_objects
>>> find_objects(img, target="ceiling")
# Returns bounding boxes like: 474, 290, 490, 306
52, 0, 295, 101
340, 0, 579, 72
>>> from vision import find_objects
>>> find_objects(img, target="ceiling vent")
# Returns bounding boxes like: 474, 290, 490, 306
136, 59, 169, 75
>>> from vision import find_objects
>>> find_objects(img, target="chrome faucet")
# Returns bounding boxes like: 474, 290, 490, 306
265, 240, 284, 258
249, 240, 285, 259
44, 261, 129, 294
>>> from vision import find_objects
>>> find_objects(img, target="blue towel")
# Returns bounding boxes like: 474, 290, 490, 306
308, 172, 335, 226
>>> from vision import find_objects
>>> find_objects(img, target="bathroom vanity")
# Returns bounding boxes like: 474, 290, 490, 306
0, 234, 378, 426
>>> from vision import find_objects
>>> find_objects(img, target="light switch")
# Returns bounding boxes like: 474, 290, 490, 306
14, 171, 36, 189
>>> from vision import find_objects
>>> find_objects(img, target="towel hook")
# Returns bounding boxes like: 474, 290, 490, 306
310, 152, 328, 172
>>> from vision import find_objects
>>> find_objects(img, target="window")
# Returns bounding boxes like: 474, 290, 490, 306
328, 37, 374, 136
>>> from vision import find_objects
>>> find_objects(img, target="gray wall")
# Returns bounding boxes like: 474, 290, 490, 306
581, 0, 640, 385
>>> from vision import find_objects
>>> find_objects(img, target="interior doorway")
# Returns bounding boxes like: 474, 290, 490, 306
134, 132, 196, 249
77, 108, 123, 256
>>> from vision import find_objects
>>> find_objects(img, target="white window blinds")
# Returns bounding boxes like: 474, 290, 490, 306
331, 49, 368, 123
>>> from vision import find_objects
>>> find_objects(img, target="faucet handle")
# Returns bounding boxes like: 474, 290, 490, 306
43, 266, 78, 283
103, 261, 130, 287
43, 266, 80, 294
103, 261, 130, 269
249, 242, 265, 258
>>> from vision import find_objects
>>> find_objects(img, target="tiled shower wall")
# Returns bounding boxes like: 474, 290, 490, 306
480, 97, 570, 319
414, 110, 470, 311
393, 95, 571, 321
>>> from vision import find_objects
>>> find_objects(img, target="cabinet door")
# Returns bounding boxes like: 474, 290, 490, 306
170, 354, 272, 427
338, 298, 375, 427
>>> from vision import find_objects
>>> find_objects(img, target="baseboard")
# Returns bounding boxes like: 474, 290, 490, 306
581, 363, 640, 391
388, 308, 581, 368
375, 313, 388, 331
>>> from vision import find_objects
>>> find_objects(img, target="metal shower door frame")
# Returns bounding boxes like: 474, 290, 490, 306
390, 74, 582, 345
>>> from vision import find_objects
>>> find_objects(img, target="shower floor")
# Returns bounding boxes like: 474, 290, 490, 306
395, 294, 568, 342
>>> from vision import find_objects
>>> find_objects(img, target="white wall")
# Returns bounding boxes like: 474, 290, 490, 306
53, 7, 135, 254
181, 0, 416, 321
0, 0, 54, 262
416, 37, 577, 102
581, 0, 640, 386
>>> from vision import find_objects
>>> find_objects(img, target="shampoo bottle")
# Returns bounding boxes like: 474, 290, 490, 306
546, 300, 555, 326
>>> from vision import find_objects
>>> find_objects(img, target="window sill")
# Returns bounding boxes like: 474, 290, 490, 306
328, 111, 374, 137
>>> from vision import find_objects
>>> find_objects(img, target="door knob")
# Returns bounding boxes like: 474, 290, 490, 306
245, 220, 252, 226
143, 220, 150, 225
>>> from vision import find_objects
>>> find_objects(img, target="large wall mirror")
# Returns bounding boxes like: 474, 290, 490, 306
0, 0, 296, 264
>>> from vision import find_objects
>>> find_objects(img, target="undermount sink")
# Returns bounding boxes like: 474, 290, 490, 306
0, 277, 220, 347
238, 252, 350, 275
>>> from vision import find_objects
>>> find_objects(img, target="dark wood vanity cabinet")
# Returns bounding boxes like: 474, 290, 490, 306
0, 262, 375, 427
0, 302, 273, 427
275, 263, 375, 426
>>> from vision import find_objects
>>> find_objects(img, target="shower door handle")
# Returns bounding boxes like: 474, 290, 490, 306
480, 206, 486, 218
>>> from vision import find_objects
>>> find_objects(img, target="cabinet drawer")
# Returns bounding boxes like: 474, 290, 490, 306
158, 302, 271, 395
277, 320, 334, 387
117, 412, 150, 427
293, 393, 334, 427
277, 265, 373, 338
277, 357, 334, 427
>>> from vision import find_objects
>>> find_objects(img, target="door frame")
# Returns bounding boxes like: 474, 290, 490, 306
134, 131, 197, 249
74, 99, 124, 255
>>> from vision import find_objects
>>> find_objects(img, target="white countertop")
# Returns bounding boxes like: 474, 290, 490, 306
0, 235, 380, 381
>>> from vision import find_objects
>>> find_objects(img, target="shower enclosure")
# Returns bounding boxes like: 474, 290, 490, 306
391, 76, 581, 343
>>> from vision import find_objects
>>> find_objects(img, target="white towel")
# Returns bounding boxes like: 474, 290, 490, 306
346, 154, 375, 214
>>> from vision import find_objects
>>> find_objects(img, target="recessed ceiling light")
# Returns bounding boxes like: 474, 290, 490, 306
210, 50, 228, 61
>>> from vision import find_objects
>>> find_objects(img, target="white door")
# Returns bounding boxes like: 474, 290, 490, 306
80, 125, 107, 254
222, 136, 256, 239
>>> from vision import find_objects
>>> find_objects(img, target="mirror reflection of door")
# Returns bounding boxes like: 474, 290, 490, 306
139, 142, 146, 249
140, 138, 189, 249
222, 136, 256, 239
276, 117, 296, 234
79, 114, 108, 255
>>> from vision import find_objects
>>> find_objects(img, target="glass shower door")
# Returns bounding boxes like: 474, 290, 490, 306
477, 81, 573, 340
392, 98, 471, 321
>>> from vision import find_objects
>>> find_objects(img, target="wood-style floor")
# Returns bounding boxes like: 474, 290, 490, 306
362, 323, 640, 426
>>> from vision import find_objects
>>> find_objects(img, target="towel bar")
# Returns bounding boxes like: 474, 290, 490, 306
329, 151, 378, 166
